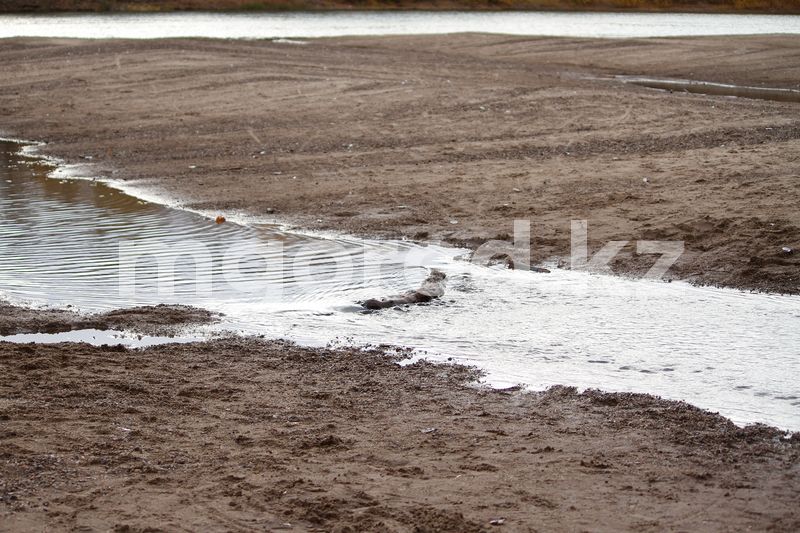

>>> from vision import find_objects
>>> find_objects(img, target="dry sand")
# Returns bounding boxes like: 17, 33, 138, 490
0, 34, 799, 531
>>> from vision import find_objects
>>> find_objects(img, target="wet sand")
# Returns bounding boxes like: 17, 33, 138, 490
2, 337, 799, 531
0, 302, 217, 336
0, 34, 799, 530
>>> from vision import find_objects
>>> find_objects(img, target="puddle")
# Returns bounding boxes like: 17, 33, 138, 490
0, 329, 201, 348
617, 76, 800, 103
1, 140, 799, 430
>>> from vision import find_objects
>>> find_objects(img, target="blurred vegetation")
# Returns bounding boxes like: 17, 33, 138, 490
2, 0, 799, 13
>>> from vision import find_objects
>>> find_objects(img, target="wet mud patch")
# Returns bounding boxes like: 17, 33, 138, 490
0, 301, 217, 337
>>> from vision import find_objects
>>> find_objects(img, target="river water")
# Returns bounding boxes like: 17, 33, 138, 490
1, 141, 798, 429
1, 11, 800, 39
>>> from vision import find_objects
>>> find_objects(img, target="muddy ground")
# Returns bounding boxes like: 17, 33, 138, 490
0, 302, 217, 336
1, 338, 799, 531
0, 34, 797, 292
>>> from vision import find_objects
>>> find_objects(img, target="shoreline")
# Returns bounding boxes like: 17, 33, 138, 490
1, 132, 798, 432
12, 135, 800, 296
1, 298, 797, 433
1, 135, 796, 423
4, 134, 798, 432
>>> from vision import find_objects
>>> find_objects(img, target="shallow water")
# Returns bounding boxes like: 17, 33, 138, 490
1, 11, 800, 39
1, 141, 798, 430
617, 76, 800, 103
1, 329, 201, 348
0, 143, 443, 312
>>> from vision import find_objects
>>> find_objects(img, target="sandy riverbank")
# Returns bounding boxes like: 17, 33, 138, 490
0, 34, 799, 530
0, 34, 798, 292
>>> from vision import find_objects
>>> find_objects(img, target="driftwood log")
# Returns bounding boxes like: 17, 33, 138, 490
361, 269, 446, 310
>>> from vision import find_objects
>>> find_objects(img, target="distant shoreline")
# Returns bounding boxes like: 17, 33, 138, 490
2, 1, 800, 16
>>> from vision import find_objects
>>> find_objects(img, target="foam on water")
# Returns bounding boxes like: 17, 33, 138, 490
1, 140, 798, 430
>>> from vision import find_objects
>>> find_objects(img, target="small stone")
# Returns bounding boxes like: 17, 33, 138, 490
490, 518, 505, 526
